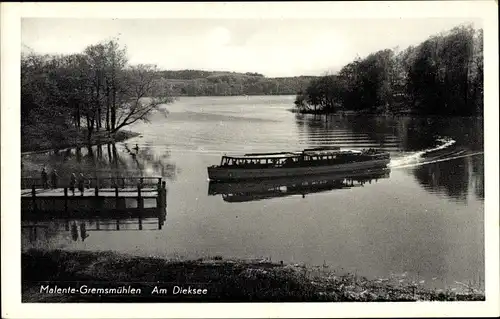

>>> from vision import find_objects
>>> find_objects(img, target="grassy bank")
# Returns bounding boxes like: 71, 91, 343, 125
22, 249, 484, 302
21, 127, 139, 154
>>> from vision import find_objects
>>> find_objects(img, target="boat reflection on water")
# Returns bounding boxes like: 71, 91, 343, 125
208, 168, 391, 203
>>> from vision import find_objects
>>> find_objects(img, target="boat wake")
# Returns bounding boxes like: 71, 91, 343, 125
389, 137, 456, 168
389, 137, 483, 169
391, 150, 484, 169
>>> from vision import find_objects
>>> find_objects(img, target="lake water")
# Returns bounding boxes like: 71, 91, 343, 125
21, 95, 484, 292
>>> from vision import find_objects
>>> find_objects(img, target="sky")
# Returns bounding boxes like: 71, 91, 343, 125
21, 18, 481, 77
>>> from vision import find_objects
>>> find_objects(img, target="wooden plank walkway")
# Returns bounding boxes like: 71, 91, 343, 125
21, 187, 159, 198
21, 176, 168, 215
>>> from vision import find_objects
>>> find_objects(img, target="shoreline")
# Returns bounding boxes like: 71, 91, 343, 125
21, 129, 140, 155
22, 249, 484, 302
288, 108, 484, 119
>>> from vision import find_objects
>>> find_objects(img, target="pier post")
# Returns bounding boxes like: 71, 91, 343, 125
137, 183, 143, 209
95, 186, 99, 197
64, 188, 68, 214
31, 185, 37, 212
158, 210, 164, 230
161, 181, 167, 208
156, 182, 167, 208
114, 187, 119, 210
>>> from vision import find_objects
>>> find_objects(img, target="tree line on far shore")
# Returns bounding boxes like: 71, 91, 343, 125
157, 70, 314, 96
22, 39, 172, 145
294, 24, 483, 116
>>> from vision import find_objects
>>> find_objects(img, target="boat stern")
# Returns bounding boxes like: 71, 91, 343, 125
207, 166, 230, 181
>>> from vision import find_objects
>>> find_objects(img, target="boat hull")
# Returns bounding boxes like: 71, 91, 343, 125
207, 158, 390, 181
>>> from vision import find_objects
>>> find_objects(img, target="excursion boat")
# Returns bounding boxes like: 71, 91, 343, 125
207, 146, 390, 181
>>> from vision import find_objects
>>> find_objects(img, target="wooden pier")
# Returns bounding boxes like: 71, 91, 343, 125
21, 176, 167, 217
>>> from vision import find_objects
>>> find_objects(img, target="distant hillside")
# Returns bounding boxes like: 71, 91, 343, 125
156, 70, 317, 96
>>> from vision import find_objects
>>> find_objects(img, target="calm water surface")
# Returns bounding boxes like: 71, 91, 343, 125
21, 95, 484, 291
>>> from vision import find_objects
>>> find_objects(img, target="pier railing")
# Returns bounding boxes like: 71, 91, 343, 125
21, 176, 168, 215
21, 176, 162, 190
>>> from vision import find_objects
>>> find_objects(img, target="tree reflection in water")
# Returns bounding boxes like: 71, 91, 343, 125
295, 114, 484, 203
21, 142, 177, 184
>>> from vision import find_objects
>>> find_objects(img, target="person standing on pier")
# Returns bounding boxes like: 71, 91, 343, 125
50, 169, 59, 189
78, 173, 86, 196
70, 173, 76, 196
41, 167, 48, 189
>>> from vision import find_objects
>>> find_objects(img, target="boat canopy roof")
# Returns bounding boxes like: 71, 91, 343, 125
223, 147, 357, 160
244, 151, 301, 157
223, 152, 301, 160
219, 147, 384, 161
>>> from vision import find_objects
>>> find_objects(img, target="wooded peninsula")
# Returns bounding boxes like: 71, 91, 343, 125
294, 24, 483, 116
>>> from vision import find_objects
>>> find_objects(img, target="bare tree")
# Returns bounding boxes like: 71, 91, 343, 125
112, 64, 172, 132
